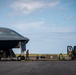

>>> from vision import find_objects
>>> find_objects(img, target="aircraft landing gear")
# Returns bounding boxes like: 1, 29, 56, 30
17, 49, 25, 61
18, 42, 26, 61
17, 55, 25, 61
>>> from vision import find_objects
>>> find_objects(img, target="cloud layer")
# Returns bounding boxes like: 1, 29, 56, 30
11, 21, 76, 40
10, 0, 60, 15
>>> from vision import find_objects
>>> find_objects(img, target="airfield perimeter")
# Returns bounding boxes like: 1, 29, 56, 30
0, 61, 76, 75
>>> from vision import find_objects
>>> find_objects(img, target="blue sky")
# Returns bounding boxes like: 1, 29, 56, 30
0, 0, 76, 54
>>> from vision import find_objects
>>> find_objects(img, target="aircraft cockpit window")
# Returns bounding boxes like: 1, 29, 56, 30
10, 31, 18, 35
0, 30, 18, 36
0, 32, 3, 34
10, 32, 15, 34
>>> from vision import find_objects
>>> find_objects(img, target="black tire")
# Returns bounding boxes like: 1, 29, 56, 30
17, 56, 25, 61
17, 56, 21, 61
0, 57, 1, 61
21, 56, 25, 60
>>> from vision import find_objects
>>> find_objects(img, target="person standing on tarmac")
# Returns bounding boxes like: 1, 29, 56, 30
36, 55, 39, 60
26, 50, 29, 61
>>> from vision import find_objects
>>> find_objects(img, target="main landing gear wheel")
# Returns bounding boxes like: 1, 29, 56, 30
17, 55, 25, 61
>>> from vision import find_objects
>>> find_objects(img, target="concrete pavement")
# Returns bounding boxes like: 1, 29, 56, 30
0, 61, 76, 75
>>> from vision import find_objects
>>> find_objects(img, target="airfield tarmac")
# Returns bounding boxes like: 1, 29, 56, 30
0, 61, 76, 75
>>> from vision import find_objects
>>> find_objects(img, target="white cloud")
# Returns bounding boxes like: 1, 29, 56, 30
49, 1, 60, 7
11, 21, 76, 34
11, 1, 45, 15
10, 0, 60, 15
49, 26, 75, 33
11, 21, 44, 34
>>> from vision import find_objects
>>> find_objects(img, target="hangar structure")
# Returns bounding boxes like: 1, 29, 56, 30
0, 27, 29, 60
